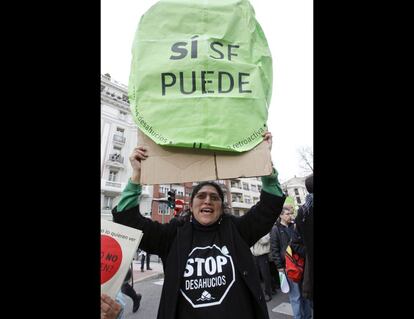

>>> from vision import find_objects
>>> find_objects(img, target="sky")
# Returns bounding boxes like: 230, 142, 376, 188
101, 0, 313, 182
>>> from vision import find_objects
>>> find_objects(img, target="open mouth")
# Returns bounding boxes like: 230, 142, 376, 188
200, 208, 213, 214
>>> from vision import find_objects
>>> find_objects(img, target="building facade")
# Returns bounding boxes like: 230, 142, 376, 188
101, 73, 153, 220
281, 176, 309, 210
226, 177, 262, 216
150, 182, 193, 224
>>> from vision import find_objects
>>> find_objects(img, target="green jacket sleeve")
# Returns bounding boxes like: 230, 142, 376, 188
116, 179, 142, 212
261, 167, 284, 197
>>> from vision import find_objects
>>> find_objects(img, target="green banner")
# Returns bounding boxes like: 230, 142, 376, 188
129, 0, 272, 152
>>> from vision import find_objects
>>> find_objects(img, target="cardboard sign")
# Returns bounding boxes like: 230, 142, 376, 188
138, 129, 272, 184
101, 220, 143, 298
129, 0, 272, 152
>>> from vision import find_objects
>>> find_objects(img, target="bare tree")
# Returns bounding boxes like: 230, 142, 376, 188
298, 146, 313, 175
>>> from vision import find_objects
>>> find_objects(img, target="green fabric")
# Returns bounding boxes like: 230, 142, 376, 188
261, 168, 284, 197
116, 180, 142, 212
129, 0, 272, 152
284, 196, 297, 213
284, 196, 296, 207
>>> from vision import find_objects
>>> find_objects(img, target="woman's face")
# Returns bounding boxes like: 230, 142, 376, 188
190, 185, 223, 226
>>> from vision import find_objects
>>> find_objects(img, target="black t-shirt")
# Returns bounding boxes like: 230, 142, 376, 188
176, 219, 255, 319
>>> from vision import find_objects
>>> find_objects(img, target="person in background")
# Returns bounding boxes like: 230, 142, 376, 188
121, 264, 142, 313
268, 244, 281, 295
295, 174, 313, 303
270, 205, 311, 319
140, 249, 152, 272
251, 233, 274, 302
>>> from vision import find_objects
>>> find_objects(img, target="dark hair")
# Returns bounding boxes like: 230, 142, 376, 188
305, 174, 313, 193
190, 181, 224, 204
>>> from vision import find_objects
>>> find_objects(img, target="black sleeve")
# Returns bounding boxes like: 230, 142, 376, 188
290, 228, 306, 258
295, 207, 305, 237
233, 191, 285, 247
112, 205, 181, 258
269, 225, 284, 269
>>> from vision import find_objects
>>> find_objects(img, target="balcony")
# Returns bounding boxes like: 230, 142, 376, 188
108, 153, 124, 164
230, 187, 243, 194
101, 211, 113, 221
106, 154, 124, 169
101, 179, 125, 194
113, 134, 126, 146
105, 181, 122, 188
231, 201, 252, 209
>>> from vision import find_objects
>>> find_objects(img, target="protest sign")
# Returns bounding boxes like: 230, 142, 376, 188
101, 220, 143, 298
138, 128, 272, 184
129, 0, 272, 152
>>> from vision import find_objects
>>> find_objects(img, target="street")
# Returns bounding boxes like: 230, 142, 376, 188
123, 259, 296, 319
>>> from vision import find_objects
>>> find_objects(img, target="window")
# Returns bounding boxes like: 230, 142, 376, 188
101, 85, 106, 92
110, 153, 122, 162
103, 196, 113, 210
158, 203, 170, 215
294, 188, 299, 195
113, 128, 126, 144
251, 184, 258, 192
116, 127, 125, 136
119, 111, 127, 120
122, 94, 129, 102
258, 185, 262, 192
108, 170, 118, 181
244, 195, 251, 204
177, 191, 184, 196
231, 180, 240, 188
242, 182, 249, 191
232, 194, 242, 202
296, 196, 301, 204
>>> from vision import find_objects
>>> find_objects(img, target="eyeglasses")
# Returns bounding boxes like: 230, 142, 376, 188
194, 192, 221, 202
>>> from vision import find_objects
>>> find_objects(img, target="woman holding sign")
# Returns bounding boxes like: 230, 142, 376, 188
112, 132, 285, 319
